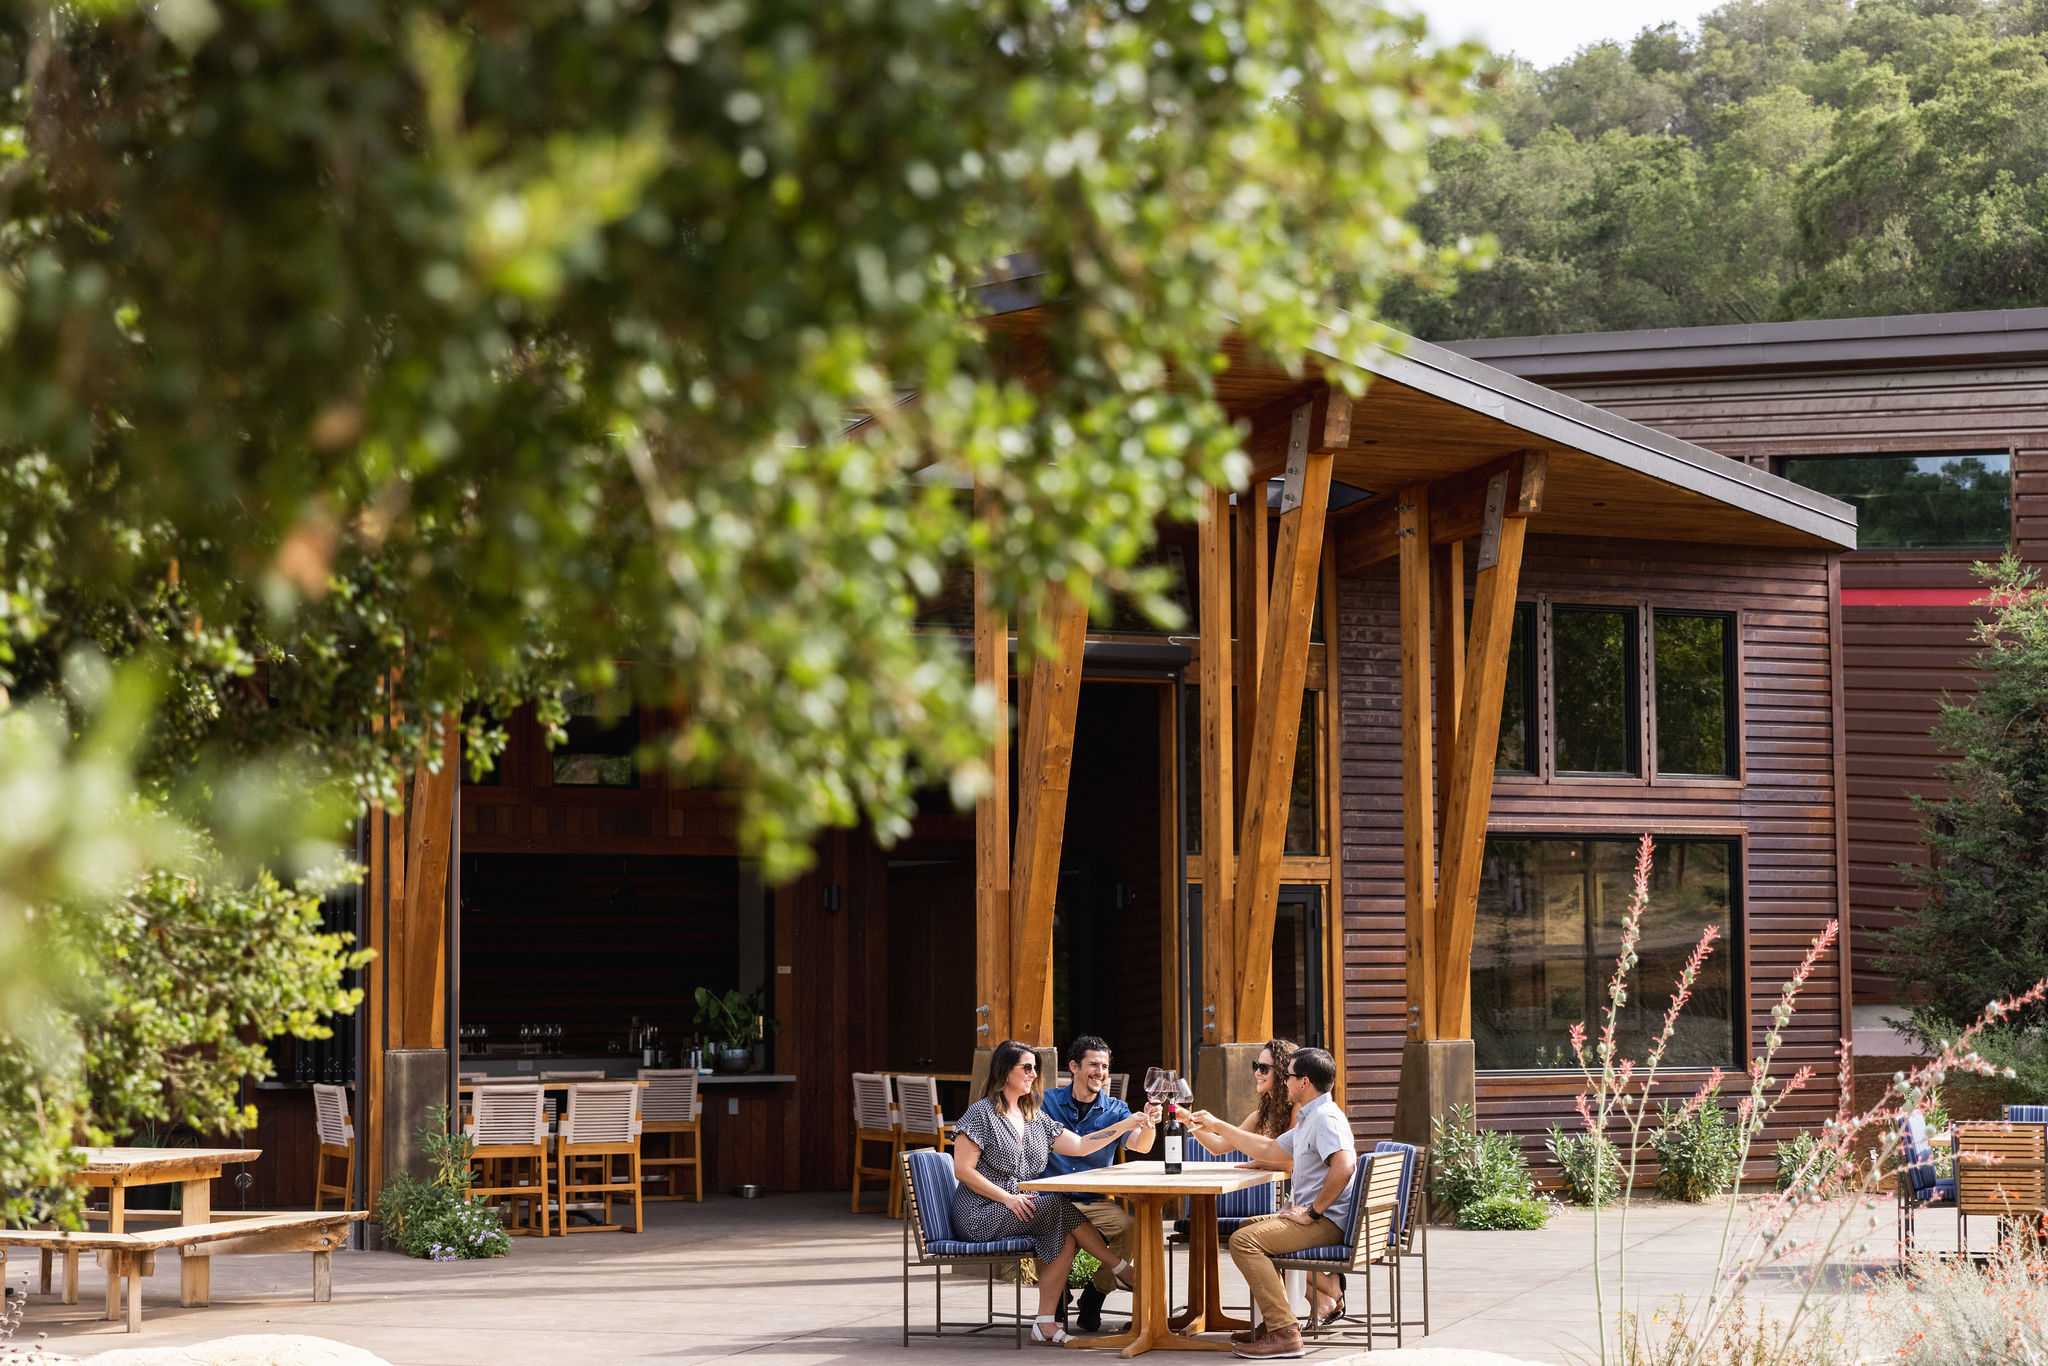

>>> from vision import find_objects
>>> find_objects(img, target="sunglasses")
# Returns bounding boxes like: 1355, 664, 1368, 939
1015, 1062, 1037, 1073
1251, 1061, 1273, 1076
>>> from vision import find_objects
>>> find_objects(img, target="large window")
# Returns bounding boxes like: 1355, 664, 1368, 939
553, 691, 639, 787
1777, 452, 2011, 549
1182, 687, 1322, 856
1552, 606, 1639, 776
1472, 836, 1738, 1071
1496, 604, 1537, 774
1654, 612, 1737, 778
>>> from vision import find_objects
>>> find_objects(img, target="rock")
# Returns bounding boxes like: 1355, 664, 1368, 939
81, 1337, 389, 1366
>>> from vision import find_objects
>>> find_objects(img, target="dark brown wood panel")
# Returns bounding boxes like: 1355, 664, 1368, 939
1336, 535, 1847, 1177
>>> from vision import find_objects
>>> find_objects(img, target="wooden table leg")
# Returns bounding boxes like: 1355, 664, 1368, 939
102, 1184, 125, 1322
1170, 1213, 1208, 1332
180, 1176, 212, 1307
125, 1253, 143, 1333
62, 1247, 79, 1305
1199, 1198, 1249, 1333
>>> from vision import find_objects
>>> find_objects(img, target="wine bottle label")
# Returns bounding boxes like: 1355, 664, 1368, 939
1164, 1134, 1184, 1166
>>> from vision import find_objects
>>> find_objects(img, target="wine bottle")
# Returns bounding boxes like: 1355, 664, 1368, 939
1162, 1104, 1185, 1174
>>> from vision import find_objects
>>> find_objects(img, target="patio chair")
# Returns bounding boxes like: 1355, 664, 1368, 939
1166, 1144, 1275, 1321
1106, 1073, 1129, 1103
1895, 1110, 1954, 1260
1955, 1120, 2047, 1258
639, 1068, 703, 1202
467, 1084, 552, 1237
900, 1147, 1030, 1348
853, 1071, 904, 1217
1361, 1140, 1427, 1343
311, 1082, 355, 1212
2005, 1105, 2048, 1125
896, 1074, 954, 1151
555, 1082, 645, 1235
1278, 1149, 1404, 1349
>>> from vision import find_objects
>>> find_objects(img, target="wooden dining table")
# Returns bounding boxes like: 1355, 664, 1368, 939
72, 1147, 262, 1318
1021, 1160, 1281, 1357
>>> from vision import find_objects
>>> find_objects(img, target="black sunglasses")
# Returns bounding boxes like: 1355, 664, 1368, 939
1015, 1061, 1037, 1073
1251, 1061, 1273, 1076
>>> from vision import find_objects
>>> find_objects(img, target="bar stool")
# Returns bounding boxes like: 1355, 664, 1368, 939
556, 1082, 645, 1235
851, 1072, 903, 1216
640, 1069, 704, 1202
466, 1085, 551, 1236
311, 1083, 355, 1211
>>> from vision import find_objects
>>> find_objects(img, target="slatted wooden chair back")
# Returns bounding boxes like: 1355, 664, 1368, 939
469, 1084, 548, 1148
895, 1075, 943, 1140
312, 1084, 353, 1149
1107, 1073, 1129, 1103
640, 1069, 701, 1124
853, 1072, 897, 1132
1355, 1149, 1405, 1266
1956, 1122, 2048, 1215
562, 1082, 642, 1146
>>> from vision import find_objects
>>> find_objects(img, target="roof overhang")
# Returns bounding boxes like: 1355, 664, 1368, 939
971, 259, 1857, 554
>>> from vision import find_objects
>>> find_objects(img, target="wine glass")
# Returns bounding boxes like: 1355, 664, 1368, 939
1143, 1066, 1166, 1101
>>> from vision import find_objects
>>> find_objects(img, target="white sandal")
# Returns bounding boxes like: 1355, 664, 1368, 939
1030, 1318, 1072, 1345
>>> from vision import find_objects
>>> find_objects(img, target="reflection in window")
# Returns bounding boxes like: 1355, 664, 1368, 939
1497, 604, 1537, 773
1777, 452, 2011, 549
1472, 837, 1737, 1071
1180, 687, 1322, 857
1553, 607, 1639, 775
1655, 612, 1736, 777
553, 691, 639, 787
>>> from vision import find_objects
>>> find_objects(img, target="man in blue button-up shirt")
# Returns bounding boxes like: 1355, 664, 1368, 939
1039, 1035, 1158, 1331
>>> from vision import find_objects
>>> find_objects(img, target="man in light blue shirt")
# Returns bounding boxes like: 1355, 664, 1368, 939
1188, 1047, 1356, 1359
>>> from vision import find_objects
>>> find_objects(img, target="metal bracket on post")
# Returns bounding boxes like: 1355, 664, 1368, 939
1203, 1002, 1217, 1039
974, 1003, 990, 1039
1475, 472, 1509, 572
1407, 1003, 1423, 1038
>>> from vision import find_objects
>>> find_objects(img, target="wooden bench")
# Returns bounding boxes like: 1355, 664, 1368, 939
0, 1210, 365, 1332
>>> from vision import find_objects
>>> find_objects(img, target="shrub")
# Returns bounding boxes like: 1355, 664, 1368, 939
1430, 1104, 1535, 1218
1652, 1087, 1742, 1202
1864, 1235, 2048, 1363
1774, 1131, 1844, 1195
1454, 1193, 1551, 1230
1618, 1299, 1850, 1366
1546, 1125, 1621, 1205
374, 1106, 509, 1261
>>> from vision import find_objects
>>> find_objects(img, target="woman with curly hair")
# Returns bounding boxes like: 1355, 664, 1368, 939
1193, 1037, 1299, 1155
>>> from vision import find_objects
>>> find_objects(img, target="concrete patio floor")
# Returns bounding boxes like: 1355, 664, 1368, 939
6, 1191, 1941, 1365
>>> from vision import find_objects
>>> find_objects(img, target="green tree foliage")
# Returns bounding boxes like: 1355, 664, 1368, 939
1385, 0, 2048, 337
0, 3, 1478, 1217
1886, 556, 2048, 1030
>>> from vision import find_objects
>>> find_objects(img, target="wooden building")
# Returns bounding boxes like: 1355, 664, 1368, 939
241, 290, 1868, 1213
1455, 308, 2048, 1029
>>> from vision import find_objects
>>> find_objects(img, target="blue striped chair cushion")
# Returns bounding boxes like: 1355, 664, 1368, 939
1899, 1113, 1941, 1200
1372, 1141, 1421, 1251
2006, 1105, 2048, 1124
1282, 1243, 1352, 1262
927, 1237, 1035, 1257
1185, 1144, 1276, 1220
905, 1148, 959, 1243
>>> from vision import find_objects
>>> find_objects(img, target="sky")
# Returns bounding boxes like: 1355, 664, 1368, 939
1397, 0, 1719, 69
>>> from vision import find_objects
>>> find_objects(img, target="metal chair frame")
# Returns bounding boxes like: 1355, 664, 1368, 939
900, 1148, 1029, 1349
1272, 1150, 1403, 1349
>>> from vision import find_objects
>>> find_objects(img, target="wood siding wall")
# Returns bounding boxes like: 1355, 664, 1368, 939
1557, 366, 2048, 1003
1336, 535, 1847, 1176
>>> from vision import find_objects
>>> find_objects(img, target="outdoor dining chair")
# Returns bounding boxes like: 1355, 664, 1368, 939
899, 1147, 1030, 1348
555, 1082, 645, 1235
1279, 1148, 1404, 1349
895, 1074, 954, 1151
1955, 1120, 2048, 1257
1894, 1109, 1955, 1260
639, 1068, 703, 1202
2005, 1105, 2048, 1125
311, 1082, 355, 1213
1106, 1073, 1129, 1103
852, 1071, 904, 1217
1365, 1140, 1428, 1343
466, 1084, 552, 1237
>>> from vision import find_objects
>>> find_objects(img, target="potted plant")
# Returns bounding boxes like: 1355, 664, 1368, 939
693, 988, 771, 1073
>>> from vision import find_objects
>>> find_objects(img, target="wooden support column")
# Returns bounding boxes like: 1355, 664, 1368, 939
1433, 462, 1538, 1039
1396, 485, 1439, 1043
1430, 540, 1465, 836
1197, 486, 1237, 1047
1232, 489, 1268, 816
973, 541, 1013, 1048
399, 719, 459, 1049
1010, 586, 1087, 1047
1232, 391, 1345, 1037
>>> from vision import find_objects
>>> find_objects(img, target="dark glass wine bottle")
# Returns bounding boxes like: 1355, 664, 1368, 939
1162, 1105, 1185, 1174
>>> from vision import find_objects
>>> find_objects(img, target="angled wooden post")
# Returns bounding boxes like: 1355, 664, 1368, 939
399, 719, 460, 1049
1197, 485, 1237, 1047
1233, 487, 1269, 817
1232, 389, 1346, 1037
1431, 540, 1464, 835
1010, 585, 1087, 1047
1433, 457, 1540, 1039
973, 527, 1012, 1048
1397, 485, 1439, 1043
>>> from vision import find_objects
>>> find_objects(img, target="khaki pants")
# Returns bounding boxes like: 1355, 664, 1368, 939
1227, 1211, 1341, 1332
1073, 1199, 1130, 1294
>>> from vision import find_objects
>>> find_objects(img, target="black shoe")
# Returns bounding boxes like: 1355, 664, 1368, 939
1076, 1284, 1107, 1333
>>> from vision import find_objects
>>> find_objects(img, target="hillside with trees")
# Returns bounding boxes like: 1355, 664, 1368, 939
1384, 0, 2048, 340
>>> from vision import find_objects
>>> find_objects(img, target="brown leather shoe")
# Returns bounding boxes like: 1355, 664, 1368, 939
1229, 1324, 1268, 1346
1232, 1325, 1305, 1359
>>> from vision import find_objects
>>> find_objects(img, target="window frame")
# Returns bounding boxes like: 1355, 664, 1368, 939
1470, 827, 1749, 1077
1547, 602, 1644, 781
1648, 609, 1743, 784
1771, 448, 2016, 553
